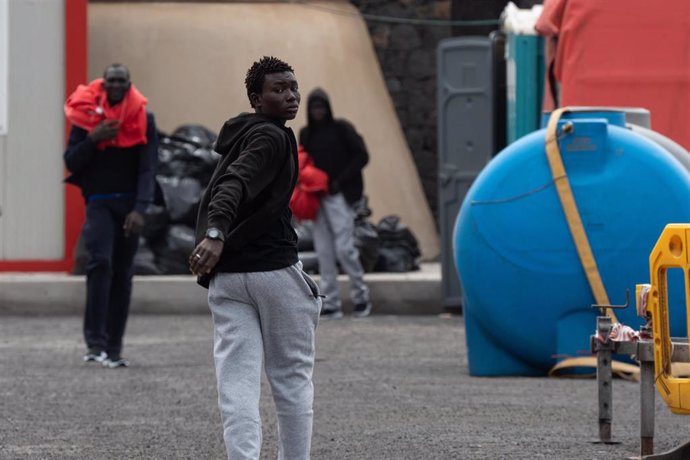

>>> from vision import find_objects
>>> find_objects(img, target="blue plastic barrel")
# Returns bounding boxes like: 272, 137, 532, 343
454, 110, 690, 376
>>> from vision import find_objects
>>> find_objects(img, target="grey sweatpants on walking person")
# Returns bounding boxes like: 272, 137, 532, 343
208, 262, 321, 460
314, 192, 369, 311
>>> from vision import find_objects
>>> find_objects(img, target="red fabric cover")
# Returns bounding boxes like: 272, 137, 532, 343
536, 0, 690, 149
290, 146, 329, 221
64, 78, 148, 149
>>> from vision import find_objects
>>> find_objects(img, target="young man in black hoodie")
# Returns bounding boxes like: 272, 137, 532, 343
299, 88, 372, 319
189, 56, 320, 460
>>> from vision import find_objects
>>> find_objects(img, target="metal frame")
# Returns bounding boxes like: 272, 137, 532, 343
591, 316, 690, 457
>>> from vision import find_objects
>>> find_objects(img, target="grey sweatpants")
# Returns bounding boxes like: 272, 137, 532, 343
313, 193, 369, 311
208, 262, 321, 460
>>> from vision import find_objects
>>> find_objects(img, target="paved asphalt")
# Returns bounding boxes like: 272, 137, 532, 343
1, 313, 689, 459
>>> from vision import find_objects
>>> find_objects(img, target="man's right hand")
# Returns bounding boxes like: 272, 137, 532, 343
89, 120, 120, 143
189, 238, 224, 277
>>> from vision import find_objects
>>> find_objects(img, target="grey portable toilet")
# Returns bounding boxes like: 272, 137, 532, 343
437, 37, 498, 311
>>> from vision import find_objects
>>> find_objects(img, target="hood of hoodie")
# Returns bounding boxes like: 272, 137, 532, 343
306, 88, 334, 126
213, 112, 285, 156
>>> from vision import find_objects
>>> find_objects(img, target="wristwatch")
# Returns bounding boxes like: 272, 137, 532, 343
205, 227, 225, 242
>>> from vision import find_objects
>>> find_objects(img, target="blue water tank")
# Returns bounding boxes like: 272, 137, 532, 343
454, 110, 690, 376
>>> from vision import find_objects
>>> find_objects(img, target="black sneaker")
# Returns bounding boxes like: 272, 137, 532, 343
83, 348, 107, 363
320, 307, 344, 320
353, 302, 372, 318
102, 355, 129, 368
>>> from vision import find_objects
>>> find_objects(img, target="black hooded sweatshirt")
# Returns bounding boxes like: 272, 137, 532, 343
299, 89, 369, 205
195, 113, 299, 287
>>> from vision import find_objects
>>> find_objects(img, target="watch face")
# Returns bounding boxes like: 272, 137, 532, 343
208, 229, 219, 239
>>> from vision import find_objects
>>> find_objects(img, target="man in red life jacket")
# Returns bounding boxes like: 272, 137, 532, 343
64, 63, 158, 368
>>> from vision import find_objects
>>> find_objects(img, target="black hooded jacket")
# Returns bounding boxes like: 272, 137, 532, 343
299, 89, 369, 204
195, 113, 299, 286
63, 112, 158, 213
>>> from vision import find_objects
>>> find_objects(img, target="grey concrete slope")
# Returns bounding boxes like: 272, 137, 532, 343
1, 314, 689, 459
0, 264, 442, 316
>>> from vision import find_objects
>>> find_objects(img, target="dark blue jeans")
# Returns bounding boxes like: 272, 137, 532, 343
82, 198, 139, 356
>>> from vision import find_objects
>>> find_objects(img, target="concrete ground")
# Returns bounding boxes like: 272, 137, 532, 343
1, 314, 689, 460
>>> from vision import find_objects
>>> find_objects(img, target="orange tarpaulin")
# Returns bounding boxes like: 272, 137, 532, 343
536, 0, 690, 149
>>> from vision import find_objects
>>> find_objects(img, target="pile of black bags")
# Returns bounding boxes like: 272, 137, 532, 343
374, 215, 421, 272
135, 124, 219, 275
75, 124, 422, 275
293, 196, 420, 275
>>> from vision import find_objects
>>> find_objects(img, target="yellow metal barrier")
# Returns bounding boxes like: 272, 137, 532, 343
642, 224, 690, 415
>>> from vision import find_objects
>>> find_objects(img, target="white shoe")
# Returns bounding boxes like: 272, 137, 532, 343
83, 349, 107, 363
102, 355, 129, 368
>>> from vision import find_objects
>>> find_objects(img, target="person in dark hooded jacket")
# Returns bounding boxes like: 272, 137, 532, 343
189, 56, 321, 460
299, 88, 372, 319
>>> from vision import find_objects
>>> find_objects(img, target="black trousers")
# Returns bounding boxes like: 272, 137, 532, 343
82, 198, 139, 356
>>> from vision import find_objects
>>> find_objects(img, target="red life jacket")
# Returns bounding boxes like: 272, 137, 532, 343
290, 146, 329, 221
64, 78, 148, 149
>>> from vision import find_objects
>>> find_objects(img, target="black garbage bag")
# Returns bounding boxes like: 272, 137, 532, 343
352, 195, 373, 220
157, 138, 196, 177
377, 215, 421, 257
374, 247, 418, 272
171, 124, 217, 148
151, 224, 196, 275
157, 137, 218, 185
186, 147, 219, 186
293, 220, 315, 252
133, 238, 161, 275
190, 146, 219, 167
156, 176, 202, 226
374, 215, 420, 272
354, 219, 380, 272
157, 140, 181, 177
141, 204, 170, 243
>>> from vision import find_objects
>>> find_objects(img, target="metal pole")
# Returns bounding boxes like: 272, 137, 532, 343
596, 316, 613, 442
640, 356, 655, 456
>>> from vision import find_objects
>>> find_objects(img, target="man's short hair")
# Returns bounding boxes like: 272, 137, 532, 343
245, 56, 294, 108
103, 63, 130, 80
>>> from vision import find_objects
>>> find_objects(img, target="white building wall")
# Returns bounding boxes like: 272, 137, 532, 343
0, 0, 65, 260
0, 0, 7, 258
0, 136, 5, 258
0, 0, 7, 136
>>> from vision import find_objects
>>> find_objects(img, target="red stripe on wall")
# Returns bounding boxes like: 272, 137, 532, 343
0, 260, 73, 272
62, 0, 88, 272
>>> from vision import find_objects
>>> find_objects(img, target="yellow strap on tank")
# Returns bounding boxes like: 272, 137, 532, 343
548, 356, 640, 381
544, 108, 618, 323
544, 109, 636, 378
